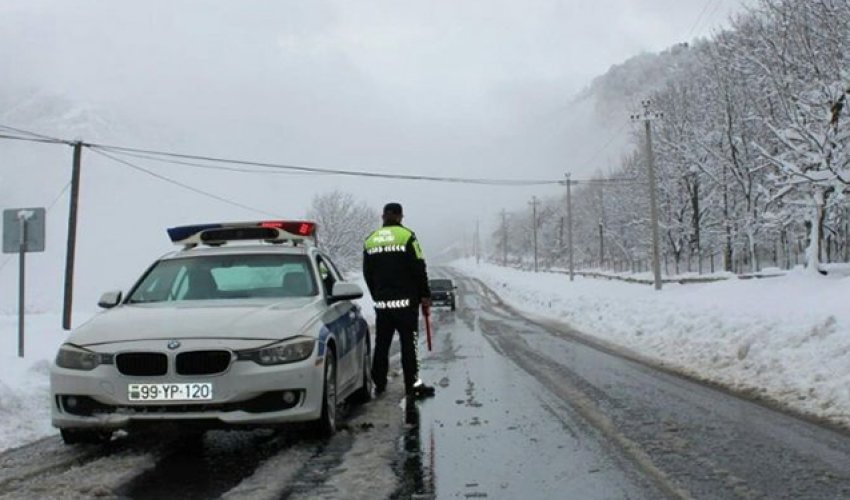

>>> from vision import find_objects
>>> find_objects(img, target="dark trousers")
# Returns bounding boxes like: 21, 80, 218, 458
372, 306, 420, 391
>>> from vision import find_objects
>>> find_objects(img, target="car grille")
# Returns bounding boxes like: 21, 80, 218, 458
176, 350, 232, 375
116, 352, 168, 376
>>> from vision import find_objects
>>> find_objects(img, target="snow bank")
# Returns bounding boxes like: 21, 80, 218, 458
0, 313, 80, 451
453, 260, 850, 428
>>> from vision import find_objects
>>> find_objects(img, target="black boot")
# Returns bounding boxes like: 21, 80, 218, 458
407, 382, 436, 399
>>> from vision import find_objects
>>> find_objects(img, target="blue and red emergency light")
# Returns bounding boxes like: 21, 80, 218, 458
167, 220, 317, 246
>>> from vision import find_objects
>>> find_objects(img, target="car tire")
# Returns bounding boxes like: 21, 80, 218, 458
311, 350, 337, 437
60, 428, 112, 445
349, 344, 373, 405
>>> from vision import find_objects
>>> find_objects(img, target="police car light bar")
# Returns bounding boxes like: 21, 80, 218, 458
167, 220, 318, 247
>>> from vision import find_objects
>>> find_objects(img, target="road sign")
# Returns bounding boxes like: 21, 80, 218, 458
3, 207, 46, 357
3, 208, 46, 253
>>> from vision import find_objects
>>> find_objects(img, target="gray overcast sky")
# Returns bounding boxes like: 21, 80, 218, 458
0, 0, 746, 305
3, 0, 742, 121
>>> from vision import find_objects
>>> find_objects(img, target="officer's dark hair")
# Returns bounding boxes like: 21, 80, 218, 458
383, 203, 403, 216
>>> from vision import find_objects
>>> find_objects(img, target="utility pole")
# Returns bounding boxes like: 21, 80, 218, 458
844, 205, 850, 262
565, 173, 574, 281
558, 216, 564, 258
631, 100, 663, 291
475, 219, 480, 265
63, 142, 83, 330
598, 183, 605, 268
530, 196, 539, 273
18, 212, 31, 357
500, 209, 508, 266
691, 171, 702, 274
598, 222, 604, 268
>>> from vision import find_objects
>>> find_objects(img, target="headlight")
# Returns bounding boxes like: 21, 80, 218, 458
55, 344, 103, 371
241, 337, 315, 366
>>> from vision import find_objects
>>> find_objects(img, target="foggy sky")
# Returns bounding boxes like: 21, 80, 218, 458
0, 0, 746, 311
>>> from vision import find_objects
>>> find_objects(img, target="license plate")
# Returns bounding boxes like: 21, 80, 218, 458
128, 383, 213, 402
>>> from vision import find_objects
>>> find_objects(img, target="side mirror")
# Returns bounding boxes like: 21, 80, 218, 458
98, 290, 123, 309
330, 282, 363, 303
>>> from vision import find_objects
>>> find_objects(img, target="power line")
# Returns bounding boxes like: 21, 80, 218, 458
95, 147, 330, 177
702, 0, 725, 33
687, 0, 717, 39
2, 123, 628, 186
89, 148, 283, 218
575, 120, 630, 172
572, 178, 638, 185
47, 181, 72, 211
0, 133, 69, 146
89, 142, 563, 186
0, 125, 67, 143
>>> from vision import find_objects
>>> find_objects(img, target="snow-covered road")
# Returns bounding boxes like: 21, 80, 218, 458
0, 383, 408, 500
3, 268, 850, 498
415, 270, 850, 499
453, 260, 850, 429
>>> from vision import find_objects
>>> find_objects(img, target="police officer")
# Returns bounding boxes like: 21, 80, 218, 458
364, 202, 435, 399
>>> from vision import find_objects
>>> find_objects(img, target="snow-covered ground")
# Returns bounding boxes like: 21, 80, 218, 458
0, 312, 85, 451
453, 260, 850, 429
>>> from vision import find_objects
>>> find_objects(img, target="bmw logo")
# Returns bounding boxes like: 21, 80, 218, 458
167, 340, 181, 350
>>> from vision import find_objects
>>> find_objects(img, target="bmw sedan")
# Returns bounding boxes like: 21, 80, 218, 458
50, 221, 372, 444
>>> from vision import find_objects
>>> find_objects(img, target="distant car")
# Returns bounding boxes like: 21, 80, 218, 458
50, 220, 372, 444
429, 278, 457, 311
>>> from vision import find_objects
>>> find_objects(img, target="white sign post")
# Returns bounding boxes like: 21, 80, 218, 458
3, 208, 46, 358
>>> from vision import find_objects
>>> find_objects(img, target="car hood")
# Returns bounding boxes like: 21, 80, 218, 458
69, 298, 324, 347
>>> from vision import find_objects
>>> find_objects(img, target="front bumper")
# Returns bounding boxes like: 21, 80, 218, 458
430, 293, 455, 307
50, 344, 326, 430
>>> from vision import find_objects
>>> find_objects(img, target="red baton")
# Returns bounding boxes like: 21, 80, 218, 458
423, 304, 432, 351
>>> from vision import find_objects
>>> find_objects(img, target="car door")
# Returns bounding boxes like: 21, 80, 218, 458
315, 255, 358, 392
325, 256, 367, 391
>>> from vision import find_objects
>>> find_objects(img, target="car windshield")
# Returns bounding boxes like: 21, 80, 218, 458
429, 279, 453, 291
127, 254, 318, 303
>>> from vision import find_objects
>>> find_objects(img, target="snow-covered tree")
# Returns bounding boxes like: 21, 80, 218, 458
488, 0, 850, 277
306, 191, 376, 272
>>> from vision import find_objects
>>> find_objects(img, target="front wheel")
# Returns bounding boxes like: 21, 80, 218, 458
349, 345, 373, 405
311, 352, 337, 437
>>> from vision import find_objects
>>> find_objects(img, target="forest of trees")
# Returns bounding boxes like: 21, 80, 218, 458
491, 0, 850, 276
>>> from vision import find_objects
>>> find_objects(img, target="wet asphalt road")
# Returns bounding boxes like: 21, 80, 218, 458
411, 289, 662, 498
408, 271, 850, 499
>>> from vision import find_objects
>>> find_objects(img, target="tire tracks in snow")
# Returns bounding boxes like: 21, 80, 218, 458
0, 435, 163, 499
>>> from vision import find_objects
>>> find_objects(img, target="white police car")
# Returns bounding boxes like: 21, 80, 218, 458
50, 221, 372, 444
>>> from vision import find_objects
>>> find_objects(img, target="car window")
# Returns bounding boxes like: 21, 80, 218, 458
127, 254, 318, 302
429, 279, 453, 291
325, 256, 345, 282
315, 256, 339, 296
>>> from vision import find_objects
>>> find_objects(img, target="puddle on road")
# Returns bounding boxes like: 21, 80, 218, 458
391, 401, 435, 500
